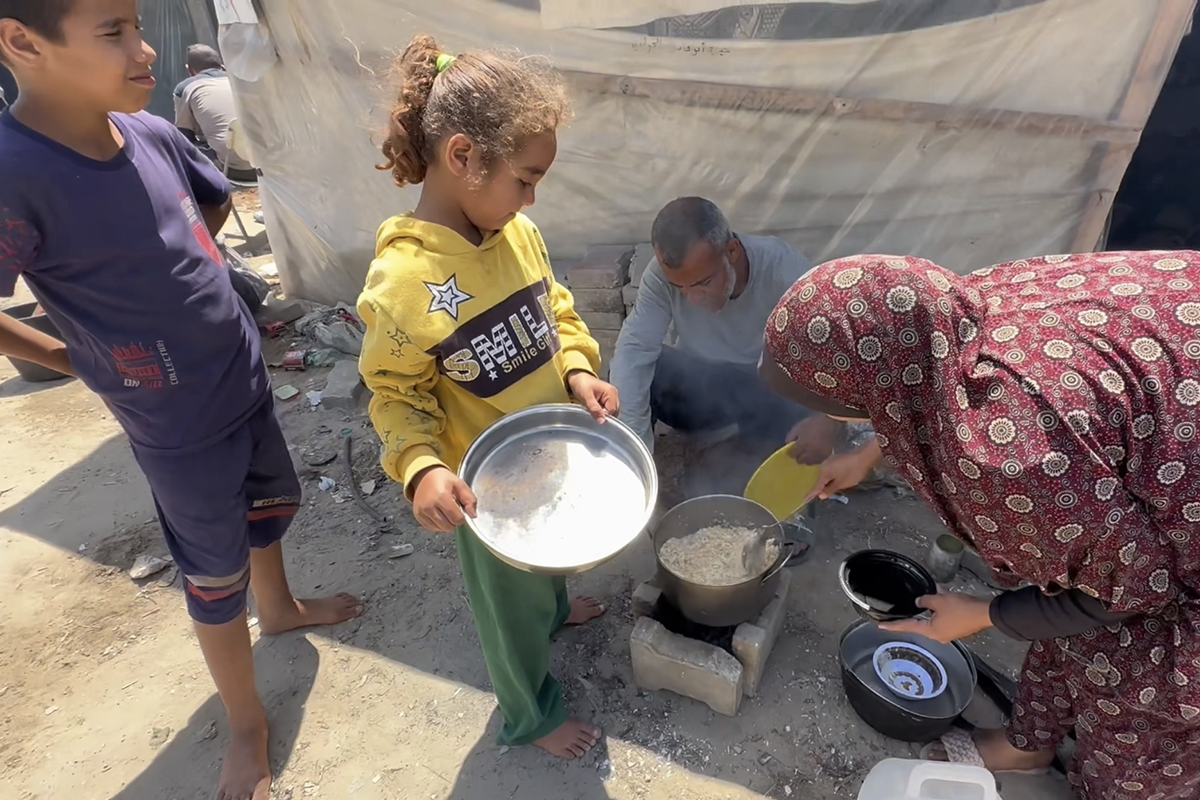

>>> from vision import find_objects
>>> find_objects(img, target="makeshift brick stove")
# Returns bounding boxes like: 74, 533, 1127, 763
629, 570, 792, 716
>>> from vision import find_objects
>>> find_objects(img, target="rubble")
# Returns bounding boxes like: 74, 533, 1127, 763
323, 360, 365, 410
129, 554, 171, 580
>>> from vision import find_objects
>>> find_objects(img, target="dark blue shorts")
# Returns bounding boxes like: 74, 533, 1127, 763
131, 398, 301, 625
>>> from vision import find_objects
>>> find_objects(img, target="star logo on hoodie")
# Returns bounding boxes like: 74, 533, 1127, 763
424, 275, 473, 320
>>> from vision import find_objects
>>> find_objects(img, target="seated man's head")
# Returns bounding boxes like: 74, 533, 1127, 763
185, 43, 221, 76
652, 197, 742, 313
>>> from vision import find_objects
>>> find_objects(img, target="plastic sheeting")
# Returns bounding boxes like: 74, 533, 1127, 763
224, 0, 1194, 305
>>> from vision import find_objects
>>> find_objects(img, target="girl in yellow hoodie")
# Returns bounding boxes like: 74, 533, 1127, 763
357, 35, 619, 760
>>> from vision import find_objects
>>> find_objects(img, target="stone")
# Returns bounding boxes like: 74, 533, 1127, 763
566, 245, 634, 289
622, 283, 639, 307
129, 554, 171, 580
581, 310, 625, 331
571, 288, 624, 314
323, 359, 365, 410
629, 243, 655, 287
630, 617, 744, 716
733, 570, 792, 698
631, 583, 663, 618
591, 329, 619, 352
259, 292, 305, 324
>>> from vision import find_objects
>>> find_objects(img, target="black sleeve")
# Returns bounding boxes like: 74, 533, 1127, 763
989, 586, 1136, 641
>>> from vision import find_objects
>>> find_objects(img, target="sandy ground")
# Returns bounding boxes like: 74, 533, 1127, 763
0, 206, 1076, 800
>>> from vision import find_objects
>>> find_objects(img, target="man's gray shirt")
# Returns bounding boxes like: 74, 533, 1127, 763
610, 234, 812, 450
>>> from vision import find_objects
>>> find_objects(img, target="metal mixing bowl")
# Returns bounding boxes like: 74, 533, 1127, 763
458, 404, 658, 574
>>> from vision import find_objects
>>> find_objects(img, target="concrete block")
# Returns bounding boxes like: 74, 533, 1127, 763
622, 283, 639, 307
732, 570, 791, 698
581, 310, 625, 331
323, 359, 365, 409
631, 583, 663, 618
572, 288, 624, 314
566, 245, 634, 289
629, 243, 655, 288
591, 329, 619, 353
630, 617, 744, 716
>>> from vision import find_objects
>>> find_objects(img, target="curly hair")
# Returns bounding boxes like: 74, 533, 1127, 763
379, 34, 572, 187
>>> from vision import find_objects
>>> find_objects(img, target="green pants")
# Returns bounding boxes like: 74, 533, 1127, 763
456, 526, 571, 746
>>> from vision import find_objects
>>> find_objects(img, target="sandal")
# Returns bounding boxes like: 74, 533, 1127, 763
920, 729, 1050, 776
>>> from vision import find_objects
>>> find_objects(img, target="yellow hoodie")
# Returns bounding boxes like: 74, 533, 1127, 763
357, 213, 600, 495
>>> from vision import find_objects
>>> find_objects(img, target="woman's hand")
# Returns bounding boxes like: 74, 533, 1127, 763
804, 439, 882, 503
411, 466, 478, 533
786, 414, 841, 465
568, 370, 620, 423
880, 592, 994, 644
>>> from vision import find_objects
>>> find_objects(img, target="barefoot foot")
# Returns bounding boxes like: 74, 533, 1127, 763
566, 596, 606, 626
533, 718, 602, 759
258, 593, 364, 635
926, 728, 1054, 773
217, 717, 272, 800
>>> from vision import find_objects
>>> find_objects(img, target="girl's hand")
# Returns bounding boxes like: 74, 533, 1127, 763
880, 592, 994, 644
804, 441, 881, 503
412, 466, 478, 533
567, 371, 620, 423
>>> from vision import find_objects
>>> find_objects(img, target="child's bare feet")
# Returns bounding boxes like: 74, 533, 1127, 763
566, 596, 606, 626
217, 715, 272, 800
258, 593, 363, 635
534, 718, 602, 759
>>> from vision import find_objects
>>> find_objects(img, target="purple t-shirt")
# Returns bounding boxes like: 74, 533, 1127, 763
0, 111, 268, 451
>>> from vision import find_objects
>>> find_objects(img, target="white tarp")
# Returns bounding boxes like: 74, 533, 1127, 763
223, 0, 1193, 305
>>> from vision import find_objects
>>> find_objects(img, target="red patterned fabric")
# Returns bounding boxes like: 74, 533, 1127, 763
765, 252, 1200, 799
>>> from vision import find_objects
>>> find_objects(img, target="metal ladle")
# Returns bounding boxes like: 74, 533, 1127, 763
740, 520, 788, 576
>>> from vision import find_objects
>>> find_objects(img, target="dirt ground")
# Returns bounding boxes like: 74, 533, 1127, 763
0, 206, 1076, 800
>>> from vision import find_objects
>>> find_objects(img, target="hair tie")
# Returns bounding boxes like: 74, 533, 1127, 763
436, 53, 457, 74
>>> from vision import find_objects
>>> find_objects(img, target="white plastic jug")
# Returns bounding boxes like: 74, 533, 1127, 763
858, 759, 1000, 800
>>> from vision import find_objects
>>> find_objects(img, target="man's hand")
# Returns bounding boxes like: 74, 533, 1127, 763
880, 592, 994, 644
804, 440, 882, 504
567, 370, 620, 423
786, 414, 841, 464
411, 466, 478, 533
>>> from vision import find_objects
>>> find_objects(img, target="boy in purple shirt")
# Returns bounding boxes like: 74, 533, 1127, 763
0, 2, 362, 798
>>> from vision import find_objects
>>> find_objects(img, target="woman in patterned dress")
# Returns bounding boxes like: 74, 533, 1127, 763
760, 251, 1200, 800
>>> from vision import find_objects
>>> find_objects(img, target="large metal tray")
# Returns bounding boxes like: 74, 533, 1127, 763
459, 404, 658, 574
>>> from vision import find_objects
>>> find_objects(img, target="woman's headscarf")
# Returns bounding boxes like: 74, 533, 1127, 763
765, 252, 1200, 619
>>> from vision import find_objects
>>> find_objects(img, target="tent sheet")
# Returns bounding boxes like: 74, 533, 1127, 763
224, 0, 1191, 305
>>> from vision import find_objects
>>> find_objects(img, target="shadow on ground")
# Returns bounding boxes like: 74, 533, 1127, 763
110, 637, 319, 800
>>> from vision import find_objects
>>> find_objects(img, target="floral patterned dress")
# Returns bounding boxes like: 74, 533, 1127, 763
764, 252, 1200, 800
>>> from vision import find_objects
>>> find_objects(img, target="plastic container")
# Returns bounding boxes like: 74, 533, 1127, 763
1, 302, 70, 383
857, 759, 999, 800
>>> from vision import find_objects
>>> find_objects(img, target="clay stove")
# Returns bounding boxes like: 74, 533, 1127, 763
629, 570, 792, 716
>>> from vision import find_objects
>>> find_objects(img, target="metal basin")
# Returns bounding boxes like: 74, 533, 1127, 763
839, 619, 977, 742
653, 495, 798, 627
459, 404, 658, 574
2, 302, 69, 383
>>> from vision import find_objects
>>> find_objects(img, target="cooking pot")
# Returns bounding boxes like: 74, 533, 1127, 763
653, 495, 799, 627
839, 549, 937, 623
839, 619, 977, 742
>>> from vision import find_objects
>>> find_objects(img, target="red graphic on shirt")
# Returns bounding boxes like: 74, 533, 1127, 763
178, 193, 223, 267
0, 213, 41, 274
112, 343, 164, 389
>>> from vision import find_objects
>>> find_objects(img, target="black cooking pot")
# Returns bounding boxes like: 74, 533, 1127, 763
839, 549, 937, 622
653, 495, 798, 627
838, 619, 977, 742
